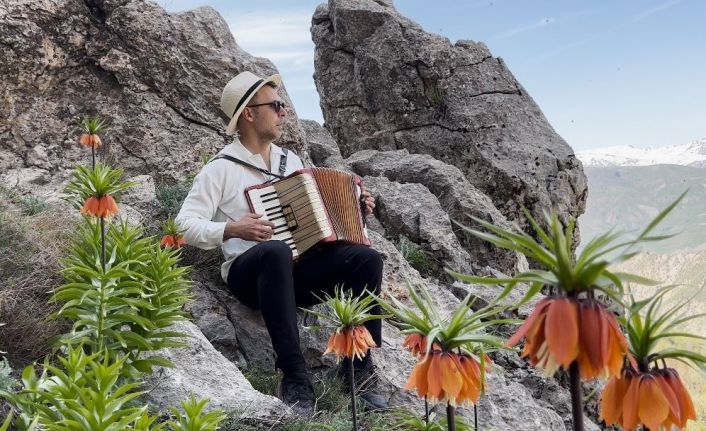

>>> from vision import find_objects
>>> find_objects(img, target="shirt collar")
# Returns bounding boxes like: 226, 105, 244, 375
221, 138, 282, 161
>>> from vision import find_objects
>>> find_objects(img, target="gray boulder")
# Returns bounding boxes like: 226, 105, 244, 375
0, 0, 309, 195
143, 320, 287, 421
311, 0, 587, 235
363, 176, 475, 275
348, 149, 528, 274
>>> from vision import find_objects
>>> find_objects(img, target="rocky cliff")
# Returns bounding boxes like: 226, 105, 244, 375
312, 0, 587, 235
0, 0, 595, 429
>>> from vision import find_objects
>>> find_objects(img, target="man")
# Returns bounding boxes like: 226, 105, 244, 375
176, 71, 386, 412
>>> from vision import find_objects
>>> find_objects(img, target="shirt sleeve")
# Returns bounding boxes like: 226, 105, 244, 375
175, 165, 228, 250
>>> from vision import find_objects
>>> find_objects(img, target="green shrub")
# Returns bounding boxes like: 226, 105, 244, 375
1, 347, 150, 430
0, 357, 16, 393
156, 182, 191, 218
395, 235, 434, 275
169, 395, 226, 431
53, 219, 192, 375
17, 195, 49, 216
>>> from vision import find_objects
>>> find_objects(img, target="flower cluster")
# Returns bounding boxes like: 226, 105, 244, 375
601, 367, 696, 430
304, 287, 381, 362
405, 349, 489, 407
65, 163, 133, 219
80, 195, 119, 218
324, 325, 376, 361
79, 116, 107, 149
160, 217, 186, 249
506, 296, 628, 378
378, 284, 507, 409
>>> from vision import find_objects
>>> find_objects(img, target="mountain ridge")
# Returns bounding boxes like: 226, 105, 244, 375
577, 138, 706, 168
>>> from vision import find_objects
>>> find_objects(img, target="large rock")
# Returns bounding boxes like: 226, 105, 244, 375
348, 149, 528, 274
143, 320, 287, 421
363, 176, 475, 275
311, 0, 587, 235
0, 0, 309, 196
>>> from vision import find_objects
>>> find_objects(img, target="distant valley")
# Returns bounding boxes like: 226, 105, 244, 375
578, 164, 706, 254
578, 142, 706, 428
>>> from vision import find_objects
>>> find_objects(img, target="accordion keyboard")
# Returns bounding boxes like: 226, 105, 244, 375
249, 184, 298, 255
247, 173, 333, 258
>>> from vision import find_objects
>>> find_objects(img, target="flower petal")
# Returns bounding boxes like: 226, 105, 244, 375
545, 297, 580, 368
637, 376, 670, 431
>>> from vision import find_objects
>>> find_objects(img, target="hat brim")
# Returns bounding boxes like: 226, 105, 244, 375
225, 74, 282, 136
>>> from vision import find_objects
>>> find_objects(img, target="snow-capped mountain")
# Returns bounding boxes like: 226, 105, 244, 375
577, 139, 706, 167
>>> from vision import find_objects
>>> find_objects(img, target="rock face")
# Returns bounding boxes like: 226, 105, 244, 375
143, 320, 287, 420
0, 0, 309, 197
311, 0, 587, 233
348, 149, 528, 274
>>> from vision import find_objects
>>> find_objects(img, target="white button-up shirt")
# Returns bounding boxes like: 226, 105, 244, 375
176, 138, 304, 282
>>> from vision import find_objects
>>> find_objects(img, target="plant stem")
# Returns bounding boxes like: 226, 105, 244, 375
474, 403, 478, 430
447, 403, 456, 431
97, 216, 106, 354
91, 147, 95, 169
349, 357, 358, 431
424, 396, 429, 423
100, 216, 106, 272
569, 361, 584, 431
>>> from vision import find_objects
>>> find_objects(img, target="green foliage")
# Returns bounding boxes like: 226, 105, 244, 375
52, 219, 191, 375
303, 286, 384, 329
376, 409, 474, 431
0, 357, 16, 392
79, 115, 108, 135
378, 283, 511, 356
241, 367, 279, 396
624, 285, 706, 370
65, 163, 134, 204
1, 347, 150, 431
16, 194, 49, 216
156, 182, 191, 218
396, 235, 434, 275
168, 395, 226, 431
447, 192, 686, 308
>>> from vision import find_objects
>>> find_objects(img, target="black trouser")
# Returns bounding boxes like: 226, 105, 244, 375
227, 240, 383, 375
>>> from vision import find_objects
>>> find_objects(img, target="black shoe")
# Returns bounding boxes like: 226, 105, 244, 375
277, 372, 315, 414
335, 356, 389, 411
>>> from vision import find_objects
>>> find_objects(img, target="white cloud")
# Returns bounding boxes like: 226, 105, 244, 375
497, 17, 556, 39
630, 0, 682, 22
228, 13, 314, 53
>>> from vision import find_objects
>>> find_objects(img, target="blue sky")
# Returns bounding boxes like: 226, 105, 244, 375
161, 0, 705, 151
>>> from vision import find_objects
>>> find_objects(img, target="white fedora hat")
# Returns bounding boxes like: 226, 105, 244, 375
220, 71, 282, 136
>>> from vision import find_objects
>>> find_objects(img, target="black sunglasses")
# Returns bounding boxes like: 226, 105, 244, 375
246, 100, 287, 113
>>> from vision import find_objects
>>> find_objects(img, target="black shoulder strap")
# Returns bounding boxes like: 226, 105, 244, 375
279, 148, 289, 176
211, 154, 285, 179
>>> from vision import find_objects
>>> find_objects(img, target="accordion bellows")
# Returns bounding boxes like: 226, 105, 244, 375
245, 168, 370, 258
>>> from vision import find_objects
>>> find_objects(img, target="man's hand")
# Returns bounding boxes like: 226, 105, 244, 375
360, 185, 375, 217
224, 213, 275, 242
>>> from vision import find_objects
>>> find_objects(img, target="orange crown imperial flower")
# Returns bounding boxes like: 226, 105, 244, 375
404, 351, 489, 407
80, 194, 119, 218
160, 234, 186, 249
507, 296, 628, 378
324, 325, 376, 361
600, 367, 696, 430
79, 133, 102, 149
402, 333, 427, 357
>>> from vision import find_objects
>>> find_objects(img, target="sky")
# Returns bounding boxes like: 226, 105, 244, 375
161, 0, 706, 151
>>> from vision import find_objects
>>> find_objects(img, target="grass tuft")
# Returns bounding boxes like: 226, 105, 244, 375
395, 235, 434, 276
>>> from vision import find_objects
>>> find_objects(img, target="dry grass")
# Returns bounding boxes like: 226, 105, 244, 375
0, 195, 75, 368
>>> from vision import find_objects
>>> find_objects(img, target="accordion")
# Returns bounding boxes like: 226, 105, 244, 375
245, 167, 370, 259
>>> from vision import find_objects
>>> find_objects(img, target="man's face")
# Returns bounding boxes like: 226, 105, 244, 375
248, 85, 288, 141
